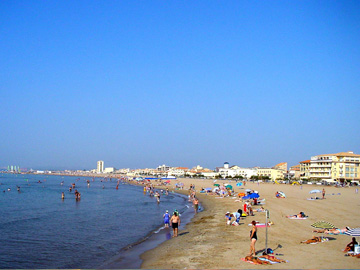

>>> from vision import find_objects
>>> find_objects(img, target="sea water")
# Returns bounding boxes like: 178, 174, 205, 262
0, 174, 189, 269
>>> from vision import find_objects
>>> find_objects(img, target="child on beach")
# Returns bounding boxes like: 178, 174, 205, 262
225, 212, 232, 225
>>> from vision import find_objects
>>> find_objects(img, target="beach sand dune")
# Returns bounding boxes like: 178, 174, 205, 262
141, 179, 360, 269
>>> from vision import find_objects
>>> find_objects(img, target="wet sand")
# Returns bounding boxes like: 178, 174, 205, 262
141, 178, 360, 269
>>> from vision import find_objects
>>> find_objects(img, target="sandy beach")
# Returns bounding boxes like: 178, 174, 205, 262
141, 178, 360, 269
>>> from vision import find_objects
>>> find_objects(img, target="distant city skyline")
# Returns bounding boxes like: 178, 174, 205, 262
1, 1, 359, 171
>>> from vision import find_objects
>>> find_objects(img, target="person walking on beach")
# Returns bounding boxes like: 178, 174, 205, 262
322, 188, 326, 199
163, 210, 170, 228
170, 211, 181, 237
249, 220, 257, 256
193, 197, 199, 213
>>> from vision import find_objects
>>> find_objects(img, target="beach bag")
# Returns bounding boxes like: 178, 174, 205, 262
355, 245, 360, 255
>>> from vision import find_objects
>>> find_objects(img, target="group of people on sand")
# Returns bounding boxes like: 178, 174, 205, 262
225, 209, 242, 226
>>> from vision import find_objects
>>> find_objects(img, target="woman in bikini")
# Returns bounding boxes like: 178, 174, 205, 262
313, 227, 349, 234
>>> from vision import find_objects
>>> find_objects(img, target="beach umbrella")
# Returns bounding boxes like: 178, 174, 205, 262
213, 187, 219, 192
236, 182, 242, 186
214, 183, 220, 187
345, 228, 360, 237
226, 185, 233, 190
309, 189, 321, 194
311, 221, 336, 229
248, 193, 260, 199
205, 188, 212, 191
245, 189, 252, 192
164, 180, 170, 183
242, 195, 251, 200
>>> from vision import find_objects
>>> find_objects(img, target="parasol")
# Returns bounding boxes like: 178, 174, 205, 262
311, 221, 336, 229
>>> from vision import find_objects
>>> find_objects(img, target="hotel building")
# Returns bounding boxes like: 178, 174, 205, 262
257, 168, 285, 181
299, 160, 311, 179
97, 160, 104, 173
309, 151, 360, 182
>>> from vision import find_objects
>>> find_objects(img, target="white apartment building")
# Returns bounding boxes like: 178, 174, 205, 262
157, 164, 170, 172
97, 160, 104, 173
104, 167, 115, 173
168, 167, 189, 177
218, 164, 257, 179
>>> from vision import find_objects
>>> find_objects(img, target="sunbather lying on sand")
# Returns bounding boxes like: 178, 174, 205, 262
286, 212, 306, 218
300, 236, 322, 244
313, 227, 350, 234
244, 256, 271, 264
256, 206, 265, 212
259, 254, 287, 263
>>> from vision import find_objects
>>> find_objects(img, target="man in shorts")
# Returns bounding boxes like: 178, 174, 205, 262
170, 211, 181, 237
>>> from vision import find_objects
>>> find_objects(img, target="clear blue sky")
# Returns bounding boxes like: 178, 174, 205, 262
1, 1, 359, 170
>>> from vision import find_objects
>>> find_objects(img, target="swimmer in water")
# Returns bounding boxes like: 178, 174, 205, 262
155, 191, 160, 203
61, 192, 65, 200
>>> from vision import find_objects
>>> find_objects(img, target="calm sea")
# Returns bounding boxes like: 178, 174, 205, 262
0, 174, 190, 269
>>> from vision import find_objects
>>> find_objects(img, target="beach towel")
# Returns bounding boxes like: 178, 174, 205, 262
248, 223, 271, 227
258, 258, 279, 264
240, 258, 257, 264
259, 257, 289, 263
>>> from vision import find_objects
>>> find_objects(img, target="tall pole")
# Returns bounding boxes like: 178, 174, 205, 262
265, 210, 269, 253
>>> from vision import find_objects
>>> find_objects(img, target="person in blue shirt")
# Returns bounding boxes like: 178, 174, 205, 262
163, 210, 170, 228
233, 209, 242, 223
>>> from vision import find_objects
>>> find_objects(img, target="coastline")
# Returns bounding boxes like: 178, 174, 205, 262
4, 173, 359, 268
99, 190, 195, 269
140, 178, 360, 269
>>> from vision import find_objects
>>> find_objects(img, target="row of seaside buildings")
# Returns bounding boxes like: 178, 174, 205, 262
94, 151, 360, 183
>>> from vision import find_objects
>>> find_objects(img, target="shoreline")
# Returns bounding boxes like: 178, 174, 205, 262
99, 190, 196, 269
